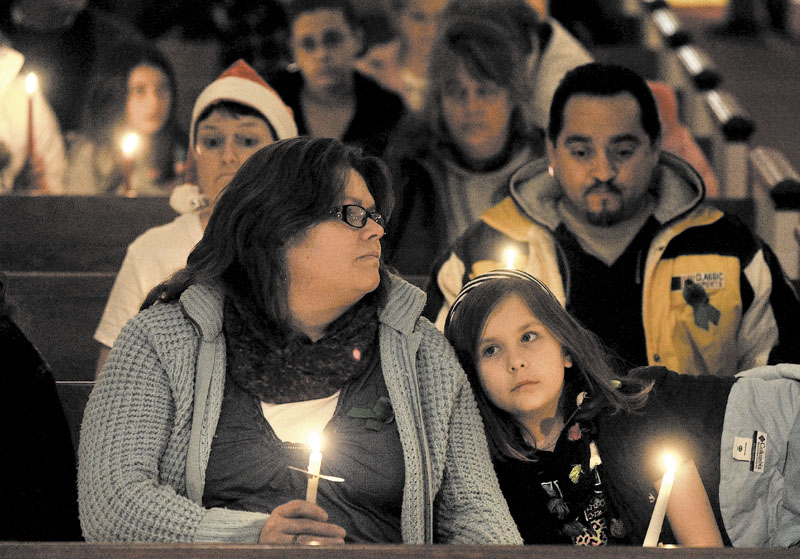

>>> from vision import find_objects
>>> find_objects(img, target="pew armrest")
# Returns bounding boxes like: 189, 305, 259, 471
677, 44, 721, 90
750, 147, 800, 210
704, 89, 756, 142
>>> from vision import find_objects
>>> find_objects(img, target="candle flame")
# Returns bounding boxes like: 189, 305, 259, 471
308, 431, 321, 453
121, 132, 139, 156
26, 73, 37, 95
664, 453, 677, 474
504, 248, 516, 269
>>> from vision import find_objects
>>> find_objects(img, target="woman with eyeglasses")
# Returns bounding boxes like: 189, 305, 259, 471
78, 136, 522, 546
270, 0, 405, 158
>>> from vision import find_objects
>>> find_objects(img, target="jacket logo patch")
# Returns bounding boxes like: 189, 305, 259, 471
682, 279, 721, 330
670, 272, 725, 291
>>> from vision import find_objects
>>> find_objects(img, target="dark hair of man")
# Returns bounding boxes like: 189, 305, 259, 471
286, 0, 360, 30
547, 62, 662, 145
444, 275, 651, 461
424, 17, 540, 147
142, 137, 394, 337
194, 101, 278, 145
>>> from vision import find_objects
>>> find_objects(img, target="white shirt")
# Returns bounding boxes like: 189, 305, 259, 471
94, 213, 203, 347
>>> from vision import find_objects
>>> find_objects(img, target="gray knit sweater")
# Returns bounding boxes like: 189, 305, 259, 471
78, 275, 523, 544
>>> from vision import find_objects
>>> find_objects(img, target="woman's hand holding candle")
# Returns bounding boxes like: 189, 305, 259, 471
259, 500, 346, 545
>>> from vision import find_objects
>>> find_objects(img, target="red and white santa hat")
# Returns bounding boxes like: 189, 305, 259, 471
189, 59, 297, 148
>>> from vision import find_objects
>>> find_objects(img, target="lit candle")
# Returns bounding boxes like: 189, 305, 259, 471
643, 453, 677, 547
25, 73, 37, 160
121, 132, 139, 196
504, 247, 517, 269
305, 431, 322, 503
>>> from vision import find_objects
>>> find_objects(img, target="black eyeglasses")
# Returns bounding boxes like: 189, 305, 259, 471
328, 205, 385, 229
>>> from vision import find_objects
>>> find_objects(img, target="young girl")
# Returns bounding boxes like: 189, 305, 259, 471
64, 40, 184, 195
444, 269, 800, 548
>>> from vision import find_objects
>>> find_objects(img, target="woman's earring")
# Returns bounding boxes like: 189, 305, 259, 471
287, 62, 300, 73
548, 165, 555, 177
564, 352, 572, 368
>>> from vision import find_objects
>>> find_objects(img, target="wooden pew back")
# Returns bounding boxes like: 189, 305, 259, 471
0, 195, 176, 272
3, 271, 114, 381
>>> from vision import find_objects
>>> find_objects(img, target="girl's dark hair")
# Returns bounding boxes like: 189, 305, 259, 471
423, 16, 539, 148
81, 40, 183, 185
142, 137, 394, 337
444, 273, 651, 461
286, 0, 360, 30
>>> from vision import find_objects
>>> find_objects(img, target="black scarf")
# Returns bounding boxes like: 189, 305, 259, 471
223, 294, 379, 404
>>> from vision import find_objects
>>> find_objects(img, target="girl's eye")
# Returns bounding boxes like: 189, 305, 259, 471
521, 331, 538, 343
476, 83, 501, 99
481, 345, 499, 358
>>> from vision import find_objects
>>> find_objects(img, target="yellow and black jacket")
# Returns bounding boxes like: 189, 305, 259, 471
425, 153, 800, 376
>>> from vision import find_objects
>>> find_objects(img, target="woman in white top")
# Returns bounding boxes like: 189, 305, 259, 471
93, 59, 297, 375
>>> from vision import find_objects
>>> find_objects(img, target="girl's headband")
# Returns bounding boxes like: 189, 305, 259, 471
444, 269, 560, 331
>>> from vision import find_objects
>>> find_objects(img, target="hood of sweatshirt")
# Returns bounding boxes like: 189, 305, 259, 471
506, 151, 707, 232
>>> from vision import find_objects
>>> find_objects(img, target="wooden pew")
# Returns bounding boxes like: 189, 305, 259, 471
3, 271, 114, 381
694, 89, 756, 199
1, 542, 798, 558
0, 195, 178, 381
751, 146, 800, 280
0, 195, 176, 272
55, 380, 95, 458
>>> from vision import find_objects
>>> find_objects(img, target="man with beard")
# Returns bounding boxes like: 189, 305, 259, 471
425, 63, 800, 378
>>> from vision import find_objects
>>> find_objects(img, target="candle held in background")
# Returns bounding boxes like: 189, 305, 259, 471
25, 73, 37, 159
504, 247, 517, 269
121, 132, 139, 196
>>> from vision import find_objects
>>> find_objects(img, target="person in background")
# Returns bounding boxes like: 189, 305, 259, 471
0, 0, 147, 133
426, 63, 800, 377
0, 275, 81, 541
444, 269, 800, 547
711, 0, 791, 37
64, 41, 184, 195
442, 0, 593, 130
92, 59, 297, 375
385, 0, 449, 111
384, 16, 545, 276
271, 0, 405, 158
79, 136, 523, 545
0, 38, 65, 193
